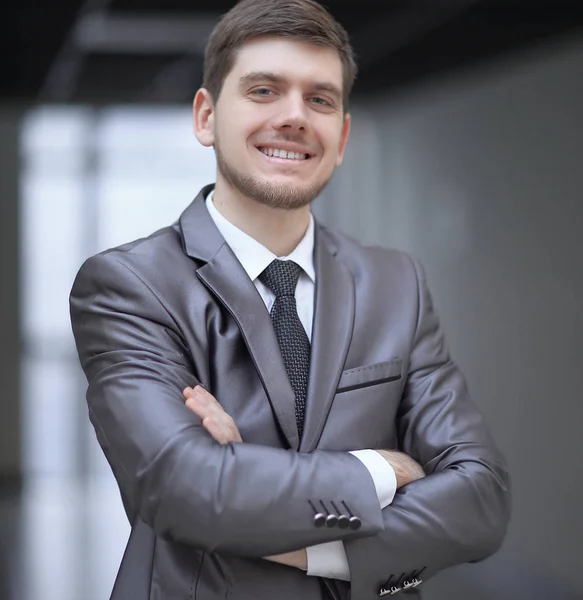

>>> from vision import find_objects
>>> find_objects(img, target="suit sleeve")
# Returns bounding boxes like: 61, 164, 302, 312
69, 252, 384, 557
343, 257, 511, 598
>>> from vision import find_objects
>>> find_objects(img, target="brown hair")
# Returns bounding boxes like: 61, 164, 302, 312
202, 0, 357, 110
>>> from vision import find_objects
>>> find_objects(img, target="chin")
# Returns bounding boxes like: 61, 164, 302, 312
217, 147, 331, 209
248, 179, 323, 210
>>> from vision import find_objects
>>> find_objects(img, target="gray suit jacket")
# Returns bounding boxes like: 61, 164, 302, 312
70, 185, 510, 600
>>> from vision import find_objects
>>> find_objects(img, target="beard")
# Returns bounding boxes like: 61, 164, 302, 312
214, 134, 332, 211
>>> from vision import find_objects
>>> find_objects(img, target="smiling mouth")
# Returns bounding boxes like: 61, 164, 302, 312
256, 146, 312, 161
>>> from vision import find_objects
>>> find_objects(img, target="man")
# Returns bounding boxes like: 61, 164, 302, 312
70, 1, 510, 599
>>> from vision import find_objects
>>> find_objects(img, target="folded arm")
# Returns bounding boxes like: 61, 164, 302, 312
342, 257, 511, 598
184, 385, 423, 576
70, 252, 384, 557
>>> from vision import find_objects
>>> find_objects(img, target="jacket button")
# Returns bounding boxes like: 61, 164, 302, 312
331, 501, 349, 528
313, 513, 326, 527
337, 514, 350, 529
326, 514, 339, 528
317, 501, 338, 527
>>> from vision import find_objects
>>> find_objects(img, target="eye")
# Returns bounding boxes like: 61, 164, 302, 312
309, 97, 332, 107
250, 88, 274, 97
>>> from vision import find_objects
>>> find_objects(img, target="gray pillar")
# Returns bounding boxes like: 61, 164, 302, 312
0, 104, 24, 484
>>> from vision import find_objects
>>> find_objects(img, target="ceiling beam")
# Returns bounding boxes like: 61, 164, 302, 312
73, 12, 219, 54
41, 0, 113, 102
351, 0, 486, 70
41, 7, 219, 102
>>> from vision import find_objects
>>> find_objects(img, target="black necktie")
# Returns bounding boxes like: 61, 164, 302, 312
260, 260, 311, 438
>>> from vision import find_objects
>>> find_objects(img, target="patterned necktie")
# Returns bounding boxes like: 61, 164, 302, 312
259, 260, 311, 438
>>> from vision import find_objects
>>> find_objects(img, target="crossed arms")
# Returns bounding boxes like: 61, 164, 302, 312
183, 383, 426, 572
70, 252, 511, 595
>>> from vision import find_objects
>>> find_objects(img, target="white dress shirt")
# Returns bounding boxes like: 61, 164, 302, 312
206, 194, 397, 581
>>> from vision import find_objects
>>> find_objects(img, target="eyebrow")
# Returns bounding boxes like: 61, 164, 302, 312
239, 71, 342, 101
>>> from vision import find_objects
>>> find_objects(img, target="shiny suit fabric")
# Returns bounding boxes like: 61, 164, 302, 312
70, 185, 510, 600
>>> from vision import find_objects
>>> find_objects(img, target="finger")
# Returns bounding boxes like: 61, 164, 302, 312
183, 386, 204, 401
195, 386, 223, 409
230, 427, 243, 444
225, 418, 243, 443
203, 416, 234, 445
182, 385, 208, 397
201, 411, 243, 444
185, 395, 214, 420
213, 412, 242, 441
183, 384, 211, 399
185, 397, 236, 434
184, 390, 242, 442
186, 386, 223, 411
184, 387, 221, 412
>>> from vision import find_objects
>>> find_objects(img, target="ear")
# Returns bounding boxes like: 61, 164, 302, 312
193, 88, 216, 147
335, 113, 351, 167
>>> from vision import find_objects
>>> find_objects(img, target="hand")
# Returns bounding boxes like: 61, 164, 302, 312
183, 385, 243, 444
183, 385, 307, 570
375, 449, 426, 489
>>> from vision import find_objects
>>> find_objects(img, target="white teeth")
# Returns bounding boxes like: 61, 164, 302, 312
260, 148, 308, 160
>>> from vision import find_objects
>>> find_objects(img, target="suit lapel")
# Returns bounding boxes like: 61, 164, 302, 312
179, 187, 300, 450
197, 249, 300, 449
300, 227, 355, 452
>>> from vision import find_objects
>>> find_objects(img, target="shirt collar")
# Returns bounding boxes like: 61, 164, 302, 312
205, 193, 316, 283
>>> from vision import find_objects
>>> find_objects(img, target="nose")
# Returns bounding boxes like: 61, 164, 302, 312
273, 92, 308, 132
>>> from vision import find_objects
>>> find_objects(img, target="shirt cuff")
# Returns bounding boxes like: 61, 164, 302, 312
306, 542, 350, 581
349, 449, 397, 509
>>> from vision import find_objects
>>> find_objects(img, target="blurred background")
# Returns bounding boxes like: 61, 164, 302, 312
1, 0, 582, 598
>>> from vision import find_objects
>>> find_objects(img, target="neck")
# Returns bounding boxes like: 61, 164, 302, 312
212, 180, 311, 257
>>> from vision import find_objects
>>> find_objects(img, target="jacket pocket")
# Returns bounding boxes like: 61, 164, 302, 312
337, 358, 402, 393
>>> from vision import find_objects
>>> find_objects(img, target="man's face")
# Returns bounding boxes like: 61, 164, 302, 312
195, 36, 351, 210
